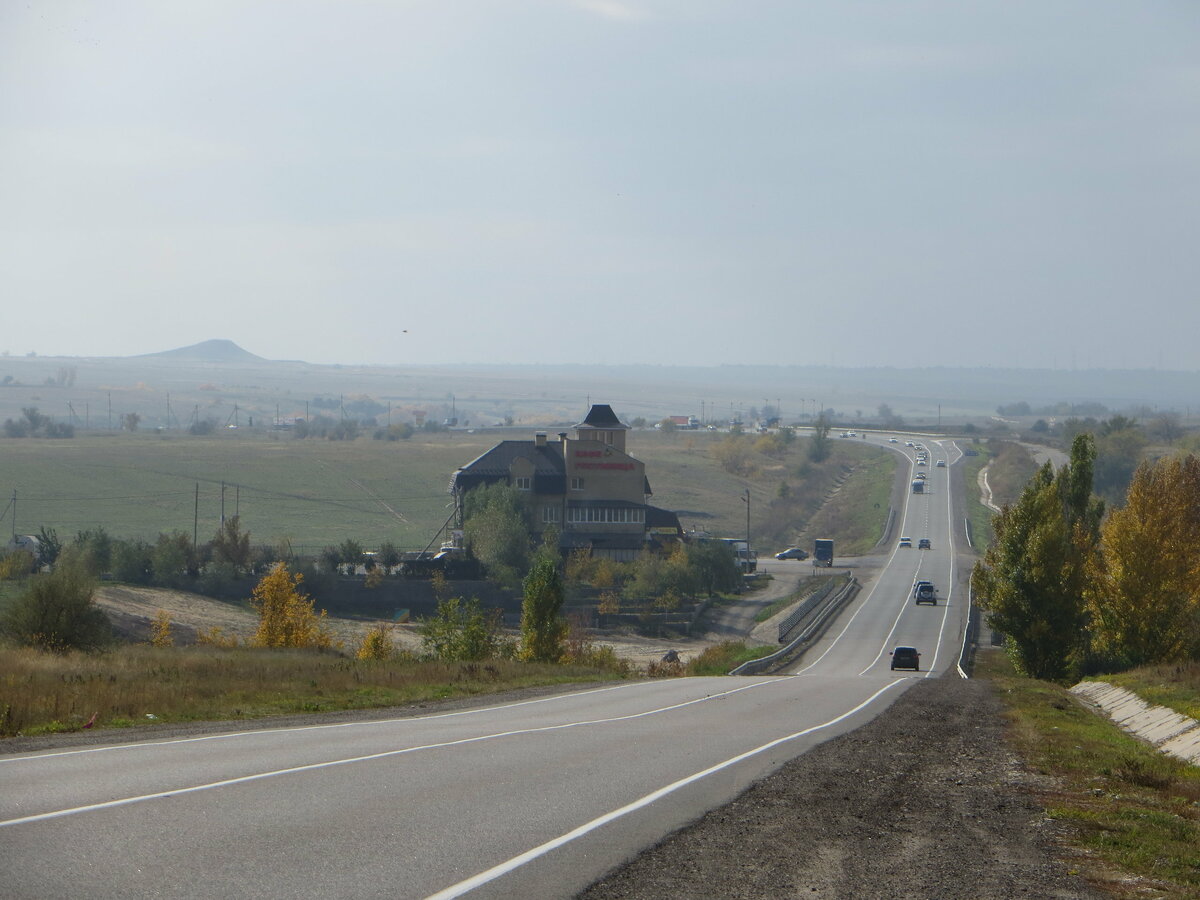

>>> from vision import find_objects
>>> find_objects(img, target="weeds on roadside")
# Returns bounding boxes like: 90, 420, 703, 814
979, 650, 1200, 896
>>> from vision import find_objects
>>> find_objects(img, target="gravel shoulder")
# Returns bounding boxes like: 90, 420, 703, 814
579, 672, 1106, 900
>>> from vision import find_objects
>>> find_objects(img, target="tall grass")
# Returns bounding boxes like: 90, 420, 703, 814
0, 644, 623, 737
685, 641, 775, 676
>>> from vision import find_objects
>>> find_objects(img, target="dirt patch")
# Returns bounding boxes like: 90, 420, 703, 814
578, 675, 1106, 900
93, 585, 426, 653
92, 585, 701, 667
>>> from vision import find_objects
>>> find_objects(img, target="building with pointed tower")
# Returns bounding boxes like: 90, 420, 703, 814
449, 404, 681, 561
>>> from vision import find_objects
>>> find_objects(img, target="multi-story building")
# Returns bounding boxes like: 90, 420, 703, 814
449, 404, 681, 561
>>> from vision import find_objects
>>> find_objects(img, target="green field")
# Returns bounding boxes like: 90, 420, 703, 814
1, 428, 894, 557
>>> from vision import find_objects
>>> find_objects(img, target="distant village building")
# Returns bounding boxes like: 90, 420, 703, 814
450, 404, 682, 561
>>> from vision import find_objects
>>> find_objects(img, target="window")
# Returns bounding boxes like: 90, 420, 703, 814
515, 476, 531, 491
542, 506, 560, 523
571, 476, 584, 491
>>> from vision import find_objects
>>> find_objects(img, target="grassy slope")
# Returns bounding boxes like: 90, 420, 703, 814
979, 650, 1200, 898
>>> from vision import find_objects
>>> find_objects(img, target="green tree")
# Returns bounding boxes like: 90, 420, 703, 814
421, 595, 506, 661
520, 557, 567, 662
1088, 455, 1200, 665
152, 531, 198, 588
338, 539, 364, 574
971, 434, 1102, 680
463, 483, 531, 588
687, 540, 741, 595
35, 526, 61, 568
111, 539, 153, 584
808, 414, 832, 462
1, 561, 111, 652
320, 545, 342, 575
210, 516, 252, 576
1093, 425, 1146, 505
72, 527, 112, 575
378, 542, 401, 574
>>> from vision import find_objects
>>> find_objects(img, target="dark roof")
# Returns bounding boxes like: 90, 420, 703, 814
451, 440, 565, 493
645, 506, 683, 533
579, 404, 626, 429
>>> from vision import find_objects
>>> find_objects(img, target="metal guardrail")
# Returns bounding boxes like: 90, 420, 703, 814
730, 577, 858, 676
777, 578, 842, 643
956, 583, 980, 679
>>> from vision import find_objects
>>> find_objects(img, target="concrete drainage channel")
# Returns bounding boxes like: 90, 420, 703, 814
729, 577, 859, 676
1070, 681, 1200, 767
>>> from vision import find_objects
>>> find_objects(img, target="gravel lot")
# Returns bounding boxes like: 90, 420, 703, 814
579, 673, 1107, 900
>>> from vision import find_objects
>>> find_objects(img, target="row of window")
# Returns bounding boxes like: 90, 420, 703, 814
517, 476, 585, 491
567, 507, 644, 524
542, 506, 644, 524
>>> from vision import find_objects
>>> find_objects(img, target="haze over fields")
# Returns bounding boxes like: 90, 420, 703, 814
2, 2, 1198, 372
2, 341, 1200, 433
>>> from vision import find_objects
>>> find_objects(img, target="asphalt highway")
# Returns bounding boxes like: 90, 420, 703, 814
0, 432, 970, 900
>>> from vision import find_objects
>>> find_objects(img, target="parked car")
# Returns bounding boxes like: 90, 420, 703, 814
918, 538, 931, 550
891, 646, 921, 670
775, 547, 809, 560
899, 536, 912, 548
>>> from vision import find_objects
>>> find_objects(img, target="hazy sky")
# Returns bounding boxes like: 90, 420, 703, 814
2, 1, 1198, 369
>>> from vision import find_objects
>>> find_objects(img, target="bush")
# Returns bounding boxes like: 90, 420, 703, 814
421, 595, 509, 661
1, 563, 112, 652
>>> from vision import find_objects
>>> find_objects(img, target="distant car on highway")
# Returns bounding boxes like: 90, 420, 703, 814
899, 536, 912, 548
918, 538, 931, 550
890, 646, 921, 670
774, 547, 809, 560
936, 459, 946, 467
913, 580, 936, 603
889, 437, 898, 443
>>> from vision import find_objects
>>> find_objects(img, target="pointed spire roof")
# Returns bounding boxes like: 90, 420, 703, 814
578, 404, 627, 429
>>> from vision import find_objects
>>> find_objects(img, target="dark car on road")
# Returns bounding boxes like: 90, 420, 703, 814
890, 646, 921, 670
774, 547, 809, 560
913, 581, 936, 604
918, 538, 931, 550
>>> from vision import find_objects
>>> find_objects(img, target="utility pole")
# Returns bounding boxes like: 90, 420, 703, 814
221, 482, 226, 524
193, 483, 199, 551
741, 488, 751, 571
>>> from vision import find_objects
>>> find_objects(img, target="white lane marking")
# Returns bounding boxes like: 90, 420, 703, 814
792, 446, 918, 675
424, 678, 904, 900
859, 436, 959, 677
924, 440, 963, 678
0, 679, 782, 828
0, 681, 660, 764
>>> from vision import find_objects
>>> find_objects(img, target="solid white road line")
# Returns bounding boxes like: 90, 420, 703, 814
0, 679, 784, 828
424, 679, 905, 900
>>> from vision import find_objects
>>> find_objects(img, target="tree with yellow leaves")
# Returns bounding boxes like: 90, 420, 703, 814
356, 623, 394, 660
150, 609, 174, 647
250, 562, 334, 650
1088, 454, 1200, 665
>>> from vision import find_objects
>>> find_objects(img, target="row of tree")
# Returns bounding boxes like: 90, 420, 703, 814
972, 435, 1200, 679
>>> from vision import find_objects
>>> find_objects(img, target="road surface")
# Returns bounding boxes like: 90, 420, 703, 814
1, 433, 970, 900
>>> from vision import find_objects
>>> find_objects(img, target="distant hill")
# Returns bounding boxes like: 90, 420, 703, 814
138, 340, 266, 363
